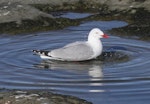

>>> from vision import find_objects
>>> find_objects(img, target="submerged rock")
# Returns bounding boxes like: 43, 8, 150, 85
0, 90, 92, 104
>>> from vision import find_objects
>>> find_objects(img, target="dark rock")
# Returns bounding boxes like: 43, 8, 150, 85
0, 90, 92, 104
0, 2, 53, 24
0, 0, 149, 40
110, 8, 150, 40
0, 16, 79, 34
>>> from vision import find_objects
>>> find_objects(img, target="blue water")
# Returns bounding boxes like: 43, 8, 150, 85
0, 14, 150, 104
54, 12, 93, 19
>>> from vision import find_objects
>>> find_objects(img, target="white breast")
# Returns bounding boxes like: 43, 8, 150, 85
87, 38, 103, 58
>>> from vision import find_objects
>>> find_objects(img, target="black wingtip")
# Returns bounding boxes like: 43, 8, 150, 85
32, 50, 39, 53
32, 50, 40, 55
32, 50, 38, 53
32, 50, 50, 56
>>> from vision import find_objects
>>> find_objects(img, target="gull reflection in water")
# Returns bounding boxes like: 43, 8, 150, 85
34, 60, 104, 92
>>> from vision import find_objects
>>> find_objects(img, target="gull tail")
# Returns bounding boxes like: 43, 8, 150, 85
32, 50, 63, 60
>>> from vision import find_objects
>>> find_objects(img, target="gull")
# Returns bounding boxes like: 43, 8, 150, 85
33, 28, 109, 61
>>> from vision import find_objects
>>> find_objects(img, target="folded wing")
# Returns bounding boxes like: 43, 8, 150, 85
50, 42, 94, 61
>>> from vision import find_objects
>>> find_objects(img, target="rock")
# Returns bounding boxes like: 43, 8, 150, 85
0, 0, 149, 40
0, 2, 80, 34
110, 8, 150, 40
0, 90, 92, 104
0, 2, 53, 24
98, 0, 150, 11
0, 0, 150, 12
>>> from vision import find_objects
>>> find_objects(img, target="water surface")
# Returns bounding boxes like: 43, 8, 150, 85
0, 20, 150, 104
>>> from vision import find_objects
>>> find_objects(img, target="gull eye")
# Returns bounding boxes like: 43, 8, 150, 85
95, 32, 99, 34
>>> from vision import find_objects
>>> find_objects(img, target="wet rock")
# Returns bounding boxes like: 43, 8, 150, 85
0, 16, 79, 34
0, 0, 149, 40
110, 23, 150, 40
27, 0, 150, 13
0, 2, 53, 34
99, 0, 150, 12
0, 2, 80, 34
0, 2, 53, 24
110, 8, 150, 40
0, 90, 92, 104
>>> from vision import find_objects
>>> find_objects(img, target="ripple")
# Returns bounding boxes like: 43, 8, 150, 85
0, 20, 150, 104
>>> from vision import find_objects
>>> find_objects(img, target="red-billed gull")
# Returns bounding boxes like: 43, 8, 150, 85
33, 28, 109, 61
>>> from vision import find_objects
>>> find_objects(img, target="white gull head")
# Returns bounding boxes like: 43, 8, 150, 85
88, 28, 109, 40
87, 28, 109, 58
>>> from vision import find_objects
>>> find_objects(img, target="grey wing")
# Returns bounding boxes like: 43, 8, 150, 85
64, 41, 85, 48
50, 43, 94, 61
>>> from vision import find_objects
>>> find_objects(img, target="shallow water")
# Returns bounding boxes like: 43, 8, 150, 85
0, 19, 150, 104
53, 12, 93, 19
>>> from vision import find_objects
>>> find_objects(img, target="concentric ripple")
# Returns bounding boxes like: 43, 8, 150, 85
0, 20, 150, 104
